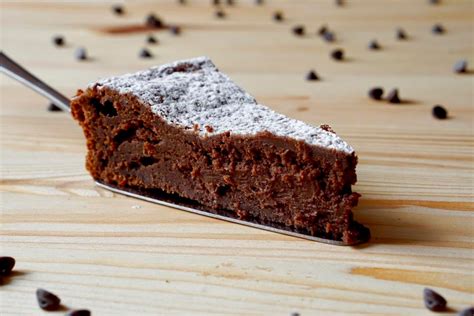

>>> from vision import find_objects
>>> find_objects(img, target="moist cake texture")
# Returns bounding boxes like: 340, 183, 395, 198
71, 56, 369, 244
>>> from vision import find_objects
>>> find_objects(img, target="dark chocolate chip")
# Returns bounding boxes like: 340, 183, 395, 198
318, 25, 328, 36
147, 34, 158, 44
75, 47, 87, 61
255, 0, 264, 5
212, 0, 220, 5
386, 88, 401, 104
48, 103, 63, 112
0, 257, 15, 276
396, 28, 407, 40
458, 307, 474, 316
368, 39, 380, 50
215, 10, 226, 18
368, 87, 384, 100
429, 0, 440, 5
423, 288, 447, 312
432, 105, 448, 119
290, 313, 300, 316
273, 11, 284, 22
145, 14, 163, 28
432, 23, 445, 34
306, 70, 319, 81
178, 0, 186, 4
67, 310, 91, 316
322, 31, 335, 42
112, 4, 124, 15
226, 0, 234, 5
335, 0, 344, 6
52, 35, 64, 47
139, 48, 153, 58
170, 25, 181, 35
292, 25, 305, 36
453, 59, 468, 73
36, 288, 61, 311
330, 49, 344, 61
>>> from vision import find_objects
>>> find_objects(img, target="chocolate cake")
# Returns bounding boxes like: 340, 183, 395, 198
71, 57, 369, 244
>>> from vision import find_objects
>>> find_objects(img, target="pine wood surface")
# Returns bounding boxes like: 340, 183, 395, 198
1, 0, 473, 315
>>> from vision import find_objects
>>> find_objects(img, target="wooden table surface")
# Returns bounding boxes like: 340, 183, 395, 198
1, 0, 473, 315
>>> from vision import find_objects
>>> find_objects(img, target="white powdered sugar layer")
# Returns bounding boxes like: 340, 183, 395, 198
93, 56, 354, 154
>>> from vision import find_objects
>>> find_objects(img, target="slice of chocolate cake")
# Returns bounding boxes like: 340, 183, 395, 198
71, 57, 369, 244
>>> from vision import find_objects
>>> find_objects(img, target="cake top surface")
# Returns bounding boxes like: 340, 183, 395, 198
93, 56, 354, 154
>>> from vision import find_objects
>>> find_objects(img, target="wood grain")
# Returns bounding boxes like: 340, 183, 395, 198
1, 0, 473, 315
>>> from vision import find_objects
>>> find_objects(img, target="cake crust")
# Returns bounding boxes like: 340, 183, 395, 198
93, 57, 353, 153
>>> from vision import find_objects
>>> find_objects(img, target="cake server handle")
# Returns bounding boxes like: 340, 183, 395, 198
0, 51, 71, 112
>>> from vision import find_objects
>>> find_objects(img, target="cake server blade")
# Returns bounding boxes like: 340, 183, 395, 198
1, 52, 363, 246
95, 181, 362, 246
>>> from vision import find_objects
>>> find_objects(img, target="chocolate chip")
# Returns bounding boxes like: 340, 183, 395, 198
386, 88, 401, 104
112, 4, 124, 15
178, 0, 186, 4
396, 28, 407, 40
226, 0, 234, 5
215, 10, 226, 18
335, 0, 344, 6
0, 257, 15, 276
147, 34, 158, 44
170, 25, 181, 35
52, 35, 64, 47
453, 59, 468, 73
429, 0, 440, 4
368, 39, 380, 50
75, 47, 87, 61
368, 87, 384, 100
290, 313, 300, 316
292, 25, 305, 36
145, 13, 163, 28
255, 0, 264, 5
212, 0, 220, 5
36, 288, 61, 311
48, 103, 63, 112
318, 25, 328, 36
432, 23, 445, 34
432, 105, 448, 119
67, 310, 91, 316
330, 49, 344, 61
458, 307, 474, 316
273, 11, 284, 22
322, 31, 335, 42
423, 288, 447, 312
139, 48, 153, 58
306, 70, 319, 81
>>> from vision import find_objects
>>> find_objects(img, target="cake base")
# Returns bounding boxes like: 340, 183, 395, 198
96, 180, 370, 245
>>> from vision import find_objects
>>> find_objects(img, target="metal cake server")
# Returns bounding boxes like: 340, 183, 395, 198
1, 51, 365, 246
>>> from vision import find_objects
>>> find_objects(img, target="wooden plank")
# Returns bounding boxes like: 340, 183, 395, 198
1, 0, 473, 315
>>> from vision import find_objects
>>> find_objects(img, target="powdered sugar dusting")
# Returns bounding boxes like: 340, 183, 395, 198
94, 57, 354, 154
